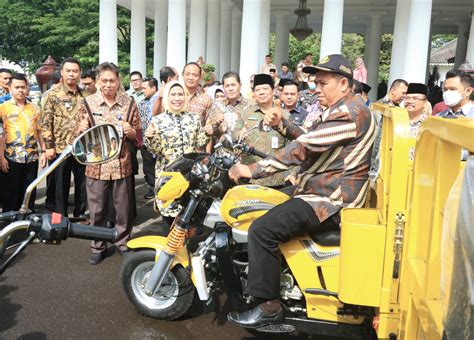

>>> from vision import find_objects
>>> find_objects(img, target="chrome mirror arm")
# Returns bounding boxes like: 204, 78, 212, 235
19, 146, 72, 214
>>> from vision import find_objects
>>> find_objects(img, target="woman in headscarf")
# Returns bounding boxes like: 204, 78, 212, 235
353, 57, 368, 84
144, 81, 210, 232
206, 84, 226, 103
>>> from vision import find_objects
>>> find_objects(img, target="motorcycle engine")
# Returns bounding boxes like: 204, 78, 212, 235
280, 273, 303, 301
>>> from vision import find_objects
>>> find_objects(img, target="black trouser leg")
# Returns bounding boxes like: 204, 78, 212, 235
71, 160, 87, 217
2, 160, 38, 212
247, 198, 333, 300
45, 159, 56, 211
54, 156, 73, 216
140, 147, 156, 189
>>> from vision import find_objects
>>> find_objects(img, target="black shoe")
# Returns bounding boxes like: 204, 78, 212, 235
89, 252, 106, 265
144, 188, 155, 199
227, 305, 284, 329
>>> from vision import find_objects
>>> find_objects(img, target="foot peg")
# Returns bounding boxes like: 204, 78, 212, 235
256, 323, 295, 333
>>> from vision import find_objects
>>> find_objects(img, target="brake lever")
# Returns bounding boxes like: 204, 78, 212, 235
0, 231, 36, 275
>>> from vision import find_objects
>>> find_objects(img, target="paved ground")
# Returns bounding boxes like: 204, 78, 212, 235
0, 166, 341, 339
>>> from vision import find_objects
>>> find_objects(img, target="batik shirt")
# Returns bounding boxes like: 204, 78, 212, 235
137, 92, 160, 132
0, 99, 41, 163
75, 92, 140, 180
298, 89, 318, 110
145, 110, 209, 216
187, 90, 212, 126
249, 94, 376, 222
206, 95, 251, 140
408, 113, 427, 161
40, 85, 88, 153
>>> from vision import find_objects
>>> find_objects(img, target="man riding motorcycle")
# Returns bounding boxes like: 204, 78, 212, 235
227, 54, 376, 329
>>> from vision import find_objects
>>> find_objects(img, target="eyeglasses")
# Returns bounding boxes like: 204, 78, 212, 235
404, 96, 426, 102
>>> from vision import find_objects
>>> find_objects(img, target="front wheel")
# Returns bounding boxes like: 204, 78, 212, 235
121, 250, 195, 320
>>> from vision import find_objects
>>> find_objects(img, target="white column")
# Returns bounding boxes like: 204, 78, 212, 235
259, 0, 271, 68
240, 0, 262, 95
320, 0, 344, 59
363, 24, 371, 66
454, 22, 469, 69
99, 0, 118, 64
130, 0, 147, 76
401, 0, 433, 83
231, 8, 242, 71
153, 0, 168, 78
466, 11, 474, 65
188, 0, 207, 63
275, 10, 290, 69
206, 0, 221, 75
366, 12, 385, 101
219, 1, 233, 79
167, 0, 186, 73
388, 0, 411, 86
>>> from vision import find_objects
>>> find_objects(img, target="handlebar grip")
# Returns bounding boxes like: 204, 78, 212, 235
248, 146, 269, 159
68, 223, 118, 243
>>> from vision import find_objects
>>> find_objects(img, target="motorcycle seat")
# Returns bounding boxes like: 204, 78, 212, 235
310, 230, 340, 247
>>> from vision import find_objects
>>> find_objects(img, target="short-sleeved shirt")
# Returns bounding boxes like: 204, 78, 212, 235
75, 92, 140, 180
0, 99, 41, 163
187, 90, 213, 126
126, 89, 145, 104
40, 84, 88, 153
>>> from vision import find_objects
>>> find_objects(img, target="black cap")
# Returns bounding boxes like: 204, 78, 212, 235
407, 83, 428, 96
278, 78, 293, 88
362, 82, 372, 94
253, 74, 274, 89
314, 54, 353, 79
302, 66, 317, 75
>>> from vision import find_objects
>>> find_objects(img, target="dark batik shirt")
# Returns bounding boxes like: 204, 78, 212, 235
249, 94, 376, 222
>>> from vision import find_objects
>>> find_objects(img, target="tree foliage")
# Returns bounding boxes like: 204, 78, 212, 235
0, 0, 155, 80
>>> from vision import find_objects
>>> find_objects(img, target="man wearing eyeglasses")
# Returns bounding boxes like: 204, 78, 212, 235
126, 71, 145, 104
404, 83, 429, 160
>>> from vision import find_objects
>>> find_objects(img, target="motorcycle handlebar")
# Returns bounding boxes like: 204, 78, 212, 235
247, 146, 269, 159
68, 223, 118, 243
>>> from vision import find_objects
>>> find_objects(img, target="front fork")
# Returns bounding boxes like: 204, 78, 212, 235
144, 196, 200, 296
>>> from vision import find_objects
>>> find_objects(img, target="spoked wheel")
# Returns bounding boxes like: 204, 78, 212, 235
121, 250, 195, 320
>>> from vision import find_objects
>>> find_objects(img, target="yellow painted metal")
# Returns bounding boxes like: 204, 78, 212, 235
156, 172, 190, 207
220, 184, 289, 232
338, 208, 386, 307
396, 117, 473, 339
280, 239, 362, 325
126, 236, 190, 269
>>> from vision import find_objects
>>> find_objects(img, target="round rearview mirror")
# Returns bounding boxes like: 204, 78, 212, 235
72, 124, 121, 165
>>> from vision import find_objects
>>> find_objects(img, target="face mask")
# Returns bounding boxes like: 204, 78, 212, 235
308, 83, 316, 91
443, 90, 464, 107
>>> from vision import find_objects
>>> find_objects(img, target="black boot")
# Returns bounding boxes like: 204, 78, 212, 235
227, 302, 283, 329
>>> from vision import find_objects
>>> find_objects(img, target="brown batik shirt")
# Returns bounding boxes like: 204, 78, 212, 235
249, 94, 376, 222
187, 89, 212, 126
75, 92, 140, 180
40, 84, 89, 153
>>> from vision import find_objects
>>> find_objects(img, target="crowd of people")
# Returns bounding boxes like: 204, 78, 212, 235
0, 53, 472, 265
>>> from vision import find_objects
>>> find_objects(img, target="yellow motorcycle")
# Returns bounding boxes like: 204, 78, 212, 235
120, 131, 375, 337
121, 106, 474, 339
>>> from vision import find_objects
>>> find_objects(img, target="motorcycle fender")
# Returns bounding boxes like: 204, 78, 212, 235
127, 236, 190, 269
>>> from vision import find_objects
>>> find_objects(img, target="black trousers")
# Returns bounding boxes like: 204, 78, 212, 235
45, 159, 56, 211
247, 197, 339, 300
54, 156, 87, 217
140, 147, 156, 189
1, 160, 38, 212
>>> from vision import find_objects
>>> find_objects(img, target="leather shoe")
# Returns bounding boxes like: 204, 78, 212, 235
144, 188, 155, 199
89, 252, 106, 265
227, 305, 284, 329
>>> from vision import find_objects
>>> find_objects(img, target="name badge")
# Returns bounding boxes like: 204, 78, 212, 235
247, 116, 258, 120
92, 112, 103, 117
271, 136, 279, 149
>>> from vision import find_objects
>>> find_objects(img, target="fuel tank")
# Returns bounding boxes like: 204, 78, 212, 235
220, 185, 290, 232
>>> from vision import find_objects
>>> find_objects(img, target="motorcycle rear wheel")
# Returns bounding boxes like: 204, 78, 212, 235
121, 250, 195, 320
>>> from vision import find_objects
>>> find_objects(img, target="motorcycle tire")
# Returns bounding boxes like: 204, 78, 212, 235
121, 250, 195, 320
